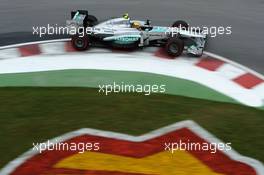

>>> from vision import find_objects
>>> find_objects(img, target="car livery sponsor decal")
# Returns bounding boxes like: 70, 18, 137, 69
150, 26, 168, 33
1, 120, 262, 175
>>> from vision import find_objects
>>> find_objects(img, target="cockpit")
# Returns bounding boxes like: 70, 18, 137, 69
110, 18, 131, 28
97, 14, 153, 31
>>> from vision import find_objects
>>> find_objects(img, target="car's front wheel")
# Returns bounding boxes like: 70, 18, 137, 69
172, 20, 189, 30
165, 37, 184, 57
71, 35, 90, 51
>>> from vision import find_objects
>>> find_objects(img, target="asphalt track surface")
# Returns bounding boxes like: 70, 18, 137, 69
0, 0, 263, 74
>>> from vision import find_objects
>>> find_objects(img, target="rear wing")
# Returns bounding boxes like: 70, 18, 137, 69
71, 10, 88, 19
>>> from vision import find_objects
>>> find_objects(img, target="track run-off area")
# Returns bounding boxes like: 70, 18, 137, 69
0, 39, 264, 175
0, 39, 263, 108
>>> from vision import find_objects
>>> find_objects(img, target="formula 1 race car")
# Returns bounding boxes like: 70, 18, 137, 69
66, 10, 207, 57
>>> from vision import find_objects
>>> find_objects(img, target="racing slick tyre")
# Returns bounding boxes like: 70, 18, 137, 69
86, 15, 98, 27
166, 37, 184, 57
172, 20, 189, 30
71, 35, 90, 51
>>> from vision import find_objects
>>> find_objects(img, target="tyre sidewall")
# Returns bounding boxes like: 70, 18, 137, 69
172, 20, 189, 30
71, 35, 90, 51
166, 38, 184, 57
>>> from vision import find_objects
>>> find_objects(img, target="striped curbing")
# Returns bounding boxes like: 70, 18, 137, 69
0, 40, 263, 107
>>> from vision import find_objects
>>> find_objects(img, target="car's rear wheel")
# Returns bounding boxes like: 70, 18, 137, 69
166, 37, 184, 57
85, 15, 98, 27
172, 20, 189, 30
71, 35, 90, 51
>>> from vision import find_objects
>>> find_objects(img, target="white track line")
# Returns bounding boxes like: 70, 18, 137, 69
1, 39, 262, 80
0, 39, 263, 107
0, 38, 70, 50
0, 53, 262, 107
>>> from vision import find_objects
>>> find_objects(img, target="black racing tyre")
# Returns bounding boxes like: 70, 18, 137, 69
172, 20, 189, 30
85, 15, 98, 27
71, 35, 90, 51
166, 37, 184, 57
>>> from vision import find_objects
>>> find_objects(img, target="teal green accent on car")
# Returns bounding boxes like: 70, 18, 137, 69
114, 36, 139, 44
150, 26, 168, 33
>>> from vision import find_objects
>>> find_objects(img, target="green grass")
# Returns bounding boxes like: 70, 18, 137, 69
0, 87, 263, 169
0, 69, 236, 104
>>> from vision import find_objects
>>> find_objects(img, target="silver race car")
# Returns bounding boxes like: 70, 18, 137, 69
66, 10, 207, 57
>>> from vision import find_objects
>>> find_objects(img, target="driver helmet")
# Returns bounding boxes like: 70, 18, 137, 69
131, 21, 141, 29
123, 13, 129, 19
